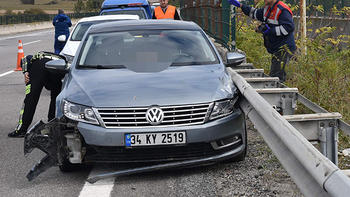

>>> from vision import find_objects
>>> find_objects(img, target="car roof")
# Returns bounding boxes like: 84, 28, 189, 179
77, 15, 139, 23
88, 20, 201, 34
102, 0, 149, 8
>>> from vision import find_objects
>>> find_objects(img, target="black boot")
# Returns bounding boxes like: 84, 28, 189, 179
8, 130, 26, 138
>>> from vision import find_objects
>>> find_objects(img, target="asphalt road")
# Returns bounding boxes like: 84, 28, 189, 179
0, 29, 302, 197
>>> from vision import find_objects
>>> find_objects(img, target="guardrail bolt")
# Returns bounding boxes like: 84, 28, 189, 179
320, 122, 325, 127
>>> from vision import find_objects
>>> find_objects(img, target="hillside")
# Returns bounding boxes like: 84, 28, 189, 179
0, 0, 74, 12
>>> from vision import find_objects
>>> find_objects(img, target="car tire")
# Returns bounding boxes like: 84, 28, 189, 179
59, 159, 82, 172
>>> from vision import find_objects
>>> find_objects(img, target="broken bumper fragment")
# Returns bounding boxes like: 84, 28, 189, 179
24, 118, 71, 181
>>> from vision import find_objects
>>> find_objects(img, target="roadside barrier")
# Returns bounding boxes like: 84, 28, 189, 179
227, 63, 350, 197
15, 40, 24, 71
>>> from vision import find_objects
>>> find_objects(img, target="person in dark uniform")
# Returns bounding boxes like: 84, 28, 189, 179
53, 9, 72, 54
8, 52, 65, 138
152, 0, 181, 20
228, 0, 296, 82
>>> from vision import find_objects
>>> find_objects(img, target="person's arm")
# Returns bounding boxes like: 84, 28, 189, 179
266, 9, 294, 36
52, 15, 57, 26
21, 56, 32, 84
241, 5, 264, 22
174, 9, 181, 20
66, 15, 72, 27
227, 0, 264, 22
152, 11, 157, 19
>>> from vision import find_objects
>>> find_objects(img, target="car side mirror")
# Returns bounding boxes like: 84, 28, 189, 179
45, 59, 69, 74
226, 52, 245, 67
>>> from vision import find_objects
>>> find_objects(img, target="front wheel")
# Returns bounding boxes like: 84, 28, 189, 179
59, 158, 82, 172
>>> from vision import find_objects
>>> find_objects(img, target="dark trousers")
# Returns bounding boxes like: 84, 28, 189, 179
54, 39, 66, 54
270, 49, 293, 82
15, 61, 62, 132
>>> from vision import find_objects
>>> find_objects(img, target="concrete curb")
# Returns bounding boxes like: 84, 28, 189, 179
0, 19, 80, 36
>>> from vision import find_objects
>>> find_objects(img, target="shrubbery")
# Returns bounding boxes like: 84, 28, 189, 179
236, 13, 350, 168
3, 8, 47, 16
23, 8, 47, 15
20, 0, 34, 5
74, 0, 104, 13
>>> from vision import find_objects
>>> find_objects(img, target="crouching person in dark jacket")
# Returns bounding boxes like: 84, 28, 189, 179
228, 0, 296, 82
8, 52, 65, 138
53, 9, 72, 54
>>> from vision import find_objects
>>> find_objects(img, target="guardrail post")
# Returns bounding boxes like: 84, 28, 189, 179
319, 121, 339, 165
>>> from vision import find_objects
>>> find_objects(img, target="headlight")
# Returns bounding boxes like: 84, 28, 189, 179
63, 100, 99, 125
62, 54, 74, 64
209, 97, 238, 120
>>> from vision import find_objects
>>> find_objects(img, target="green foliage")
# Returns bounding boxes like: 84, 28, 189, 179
45, 0, 58, 5
169, 0, 180, 7
74, 0, 85, 14
23, 8, 47, 15
73, 0, 103, 13
236, 14, 350, 168
236, 19, 270, 71
85, 0, 104, 12
20, 0, 34, 5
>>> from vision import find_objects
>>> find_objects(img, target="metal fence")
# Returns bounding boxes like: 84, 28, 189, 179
0, 12, 99, 25
179, 0, 236, 50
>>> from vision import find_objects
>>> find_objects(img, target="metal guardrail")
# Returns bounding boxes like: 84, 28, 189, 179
226, 63, 350, 196
179, 1, 350, 192
0, 12, 98, 25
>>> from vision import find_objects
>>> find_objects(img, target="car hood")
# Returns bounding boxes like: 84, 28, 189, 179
62, 64, 236, 107
60, 41, 80, 57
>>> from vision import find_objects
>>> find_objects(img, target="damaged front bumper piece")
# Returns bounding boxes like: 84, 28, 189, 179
24, 119, 245, 183
24, 118, 74, 181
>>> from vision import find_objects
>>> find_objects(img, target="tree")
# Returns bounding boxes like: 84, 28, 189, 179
20, 0, 34, 5
74, 0, 85, 14
85, 0, 104, 12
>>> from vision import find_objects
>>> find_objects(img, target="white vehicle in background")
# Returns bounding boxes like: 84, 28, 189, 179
60, 15, 139, 63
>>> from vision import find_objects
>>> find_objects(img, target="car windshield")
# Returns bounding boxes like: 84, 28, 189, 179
101, 10, 146, 19
71, 20, 126, 41
78, 30, 219, 72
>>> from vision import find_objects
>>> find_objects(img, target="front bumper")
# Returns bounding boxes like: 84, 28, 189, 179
78, 108, 246, 163
87, 143, 245, 184
23, 109, 246, 182
78, 108, 245, 146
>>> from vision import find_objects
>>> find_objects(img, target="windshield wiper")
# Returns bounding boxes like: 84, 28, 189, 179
170, 61, 213, 66
78, 65, 125, 69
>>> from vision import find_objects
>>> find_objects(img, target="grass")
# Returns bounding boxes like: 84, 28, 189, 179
235, 14, 350, 169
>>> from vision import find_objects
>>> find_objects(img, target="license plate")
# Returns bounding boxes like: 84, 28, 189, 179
125, 131, 186, 147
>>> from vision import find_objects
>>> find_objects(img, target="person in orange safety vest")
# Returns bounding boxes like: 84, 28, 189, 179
152, 0, 181, 20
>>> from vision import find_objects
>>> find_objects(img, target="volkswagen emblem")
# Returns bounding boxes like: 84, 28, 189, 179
146, 107, 164, 125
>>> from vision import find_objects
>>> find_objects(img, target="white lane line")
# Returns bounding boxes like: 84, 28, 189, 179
0, 30, 52, 41
23, 40, 41, 46
79, 167, 115, 197
0, 70, 14, 78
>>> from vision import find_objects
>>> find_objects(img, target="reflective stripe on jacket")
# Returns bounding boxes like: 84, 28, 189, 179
154, 6, 176, 19
241, 0, 296, 54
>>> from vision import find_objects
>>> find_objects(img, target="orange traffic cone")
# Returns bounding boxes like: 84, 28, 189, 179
15, 40, 24, 71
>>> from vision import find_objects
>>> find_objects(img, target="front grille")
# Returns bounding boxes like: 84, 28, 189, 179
96, 103, 212, 128
84, 142, 239, 163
